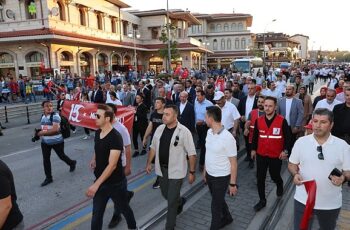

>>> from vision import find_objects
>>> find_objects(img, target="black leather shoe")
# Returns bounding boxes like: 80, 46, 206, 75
69, 160, 77, 172
108, 215, 122, 229
0, 131, 3, 136
132, 151, 140, 158
127, 191, 134, 203
41, 178, 53, 187
220, 216, 233, 228
276, 185, 283, 197
177, 197, 187, 215
140, 149, 147, 155
1, 126, 6, 129
254, 200, 266, 212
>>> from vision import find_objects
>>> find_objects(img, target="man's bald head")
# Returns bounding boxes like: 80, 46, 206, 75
180, 91, 188, 103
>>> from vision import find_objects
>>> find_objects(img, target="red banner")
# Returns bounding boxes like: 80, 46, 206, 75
300, 180, 317, 230
61, 101, 135, 133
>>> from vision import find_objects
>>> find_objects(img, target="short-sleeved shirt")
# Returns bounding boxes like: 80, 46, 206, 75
113, 121, 131, 167
94, 129, 124, 184
219, 102, 241, 130
289, 134, 350, 209
150, 111, 164, 135
0, 160, 23, 230
41, 113, 63, 145
205, 128, 237, 177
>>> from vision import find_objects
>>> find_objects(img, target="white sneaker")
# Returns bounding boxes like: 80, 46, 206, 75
83, 135, 89, 140
72, 130, 77, 134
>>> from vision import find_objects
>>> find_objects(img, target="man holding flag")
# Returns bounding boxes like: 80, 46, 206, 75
289, 108, 350, 230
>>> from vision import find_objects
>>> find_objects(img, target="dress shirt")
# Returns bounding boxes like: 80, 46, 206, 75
219, 102, 241, 130
194, 99, 213, 122
179, 101, 187, 114
315, 98, 342, 111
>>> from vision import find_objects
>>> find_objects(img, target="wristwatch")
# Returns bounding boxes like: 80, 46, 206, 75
283, 150, 289, 155
189, 171, 196, 175
229, 183, 238, 188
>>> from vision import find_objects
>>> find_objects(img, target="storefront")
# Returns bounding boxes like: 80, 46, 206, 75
0, 52, 16, 78
149, 56, 164, 74
80, 52, 92, 76
25, 51, 44, 79
97, 53, 109, 72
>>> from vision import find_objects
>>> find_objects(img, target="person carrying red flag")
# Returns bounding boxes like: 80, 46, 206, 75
289, 108, 350, 230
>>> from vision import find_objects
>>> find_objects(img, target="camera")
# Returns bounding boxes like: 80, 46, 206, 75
31, 128, 41, 142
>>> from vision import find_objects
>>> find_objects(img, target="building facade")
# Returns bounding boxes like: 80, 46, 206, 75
188, 13, 254, 69
290, 34, 309, 62
0, 0, 208, 79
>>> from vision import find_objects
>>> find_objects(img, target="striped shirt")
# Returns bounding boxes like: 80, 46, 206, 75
41, 113, 63, 145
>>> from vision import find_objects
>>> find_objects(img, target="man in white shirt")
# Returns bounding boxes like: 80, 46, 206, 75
265, 81, 282, 99
204, 106, 238, 230
327, 74, 338, 89
275, 75, 287, 96
289, 108, 350, 230
315, 89, 342, 111
213, 91, 240, 136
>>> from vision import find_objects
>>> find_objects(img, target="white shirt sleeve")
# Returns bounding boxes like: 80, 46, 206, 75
225, 134, 237, 157
289, 138, 301, 164
232, 105, 241, 120
342, 144, 350, 171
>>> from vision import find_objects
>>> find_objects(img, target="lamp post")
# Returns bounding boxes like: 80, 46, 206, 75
202, 40, 210, 69
166, 0, 172, 73
245, 46, 250, 58
128, 29, 140, 71
262, 19, 276, 69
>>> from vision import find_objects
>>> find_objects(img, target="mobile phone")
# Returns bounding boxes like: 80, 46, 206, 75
328, 168, 342, 180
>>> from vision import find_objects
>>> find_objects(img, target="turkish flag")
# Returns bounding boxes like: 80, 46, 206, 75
300, 180, 317, 230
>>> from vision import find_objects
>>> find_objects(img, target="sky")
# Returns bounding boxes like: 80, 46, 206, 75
123, 0, 349, 51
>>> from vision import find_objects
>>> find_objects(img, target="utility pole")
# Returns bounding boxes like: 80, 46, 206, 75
166, 0, 172, 73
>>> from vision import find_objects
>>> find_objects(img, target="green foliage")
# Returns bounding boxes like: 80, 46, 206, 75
158, 24, 181, 61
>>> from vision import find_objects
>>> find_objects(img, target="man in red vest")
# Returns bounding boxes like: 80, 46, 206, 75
244, 95, 265, 169
251, 96, 292, 212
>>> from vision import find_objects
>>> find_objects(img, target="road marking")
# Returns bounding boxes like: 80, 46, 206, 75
47, 173, 157, 230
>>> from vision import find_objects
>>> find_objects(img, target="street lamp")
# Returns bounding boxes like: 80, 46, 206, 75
166, 0, 172, 73
245, 46, 250, 58
262, 19, 277, 68
128, 29, 140, 71
202, 40, 210, 69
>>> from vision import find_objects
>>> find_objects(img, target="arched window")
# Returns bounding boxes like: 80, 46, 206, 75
238, 22, 243, 31
224, 23, 229, 32
216, 24, 222, 32
60, 51, 73, 61
227, 39, 232, 50
213, 39, 218, 50
79, 8, 86, 26
111, 19, 116, 33
57, 1, 66, 21
0, 3, 4, 22
0, 53, 14, 63
25, 0, 37, 19
241, 38, 246, 49
97, 14, 103, 30
231, 23, 236, 31
221, 39, 225, 50
235, 38, 240, 49
26, 52, 43, 62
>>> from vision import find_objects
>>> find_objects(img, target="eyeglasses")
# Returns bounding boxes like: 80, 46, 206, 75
95, 114, 101, 119
317, 146, 324, 160
174, 135, 179, 146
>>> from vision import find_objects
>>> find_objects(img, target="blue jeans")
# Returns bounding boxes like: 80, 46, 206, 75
91, 178, 136, 230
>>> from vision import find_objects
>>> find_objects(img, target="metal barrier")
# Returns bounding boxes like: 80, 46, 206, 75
0, 101, 57, 125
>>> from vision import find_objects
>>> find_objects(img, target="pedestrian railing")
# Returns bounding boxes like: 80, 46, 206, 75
0, 101, 57, 124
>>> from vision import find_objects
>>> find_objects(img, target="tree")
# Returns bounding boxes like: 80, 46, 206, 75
158, 24, 181, 62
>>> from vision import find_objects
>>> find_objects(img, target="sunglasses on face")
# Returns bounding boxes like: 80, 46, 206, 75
317, 146, 324, 160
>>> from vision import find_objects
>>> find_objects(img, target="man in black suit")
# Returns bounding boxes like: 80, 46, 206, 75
238, 83, 258, 168
91, 82, 105, 103
172, 83, 183, 104
136, 81, 151, 109
177, 91, 195, 132
185, 80, 196, 104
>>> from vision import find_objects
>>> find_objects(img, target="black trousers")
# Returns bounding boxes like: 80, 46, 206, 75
256, 154, 283, 201
41, 142, 75, 179
206, 174, 232, 230
294, 200, 340, 230
91, 179, 136, 230
132, 122, 147, 151
196, 124, 209, 166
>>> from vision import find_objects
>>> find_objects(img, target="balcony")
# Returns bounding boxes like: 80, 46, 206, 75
0, 19, 45, 32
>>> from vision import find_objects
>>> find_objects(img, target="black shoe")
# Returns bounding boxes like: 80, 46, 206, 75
132, 151, 140, 158
140, 149, 147, 155
1, 126, 6, 129
108, 215, 122, 229
348, 181, 350, 187
244, 156, 250, 162
0, 132, 3, 136
41, 178, 53, 187
127, 191, 134, 203
69, 160, 77, 172
177, 197, 187, 215
248, 161, 254, 169
152, 178, 160, 189
254, 200, 266, 212
220, 216, 233, 228
276, 185, 283, 197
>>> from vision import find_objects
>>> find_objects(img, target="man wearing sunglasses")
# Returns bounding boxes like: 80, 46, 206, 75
146, 104, 196, 230
289, 108, 350, 230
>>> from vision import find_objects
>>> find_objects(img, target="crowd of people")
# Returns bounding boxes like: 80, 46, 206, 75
1, 63, 350, 230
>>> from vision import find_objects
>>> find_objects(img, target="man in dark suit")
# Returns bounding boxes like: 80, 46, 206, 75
172, 83, 182, 104
136, 81, 151, 109
177, 91, 195, 132
185, 80, 196, 104
91, 82, 104, 103
238, 83, 258, 168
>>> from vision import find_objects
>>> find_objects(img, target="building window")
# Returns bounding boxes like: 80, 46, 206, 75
151, 28, 159, 39
235, 38, 239, 49
97, 14, 103, 30
57, 1, 66, 21
198, 25, 202, 33
123, 21, 128, 36
0, 53, 14, 63
216, 24, 222, 32
60, 51, 73, 61
227, 39, 232, 50
26, 52, 43, 62
111, 19, 116, 33
25, 0, 37, 19
79, 8, 86, 26
231, 23, 236, 31
221, 39, 225, 50
224, 23, 229, 32
0, 3, 4, 22
241, 38, 246, 49
238, 22, 243, 31
210, 24, 215, 32
213, 39, 218, 50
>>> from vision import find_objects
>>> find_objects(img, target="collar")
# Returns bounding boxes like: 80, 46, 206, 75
311, 134, 334, 146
